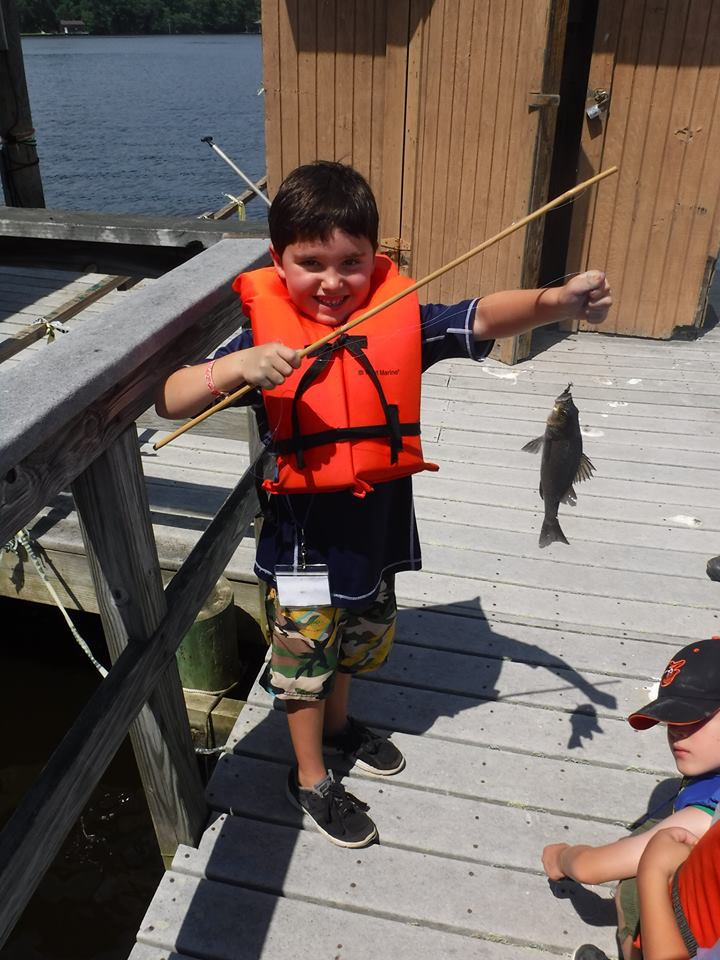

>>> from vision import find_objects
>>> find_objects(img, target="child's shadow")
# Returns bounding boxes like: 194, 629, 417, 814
547, 878, 616, 927
548, 880, 617, 927
354, 593, 620, 749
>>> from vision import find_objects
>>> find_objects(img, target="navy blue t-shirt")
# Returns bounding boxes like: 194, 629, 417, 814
213, 299, 492, 608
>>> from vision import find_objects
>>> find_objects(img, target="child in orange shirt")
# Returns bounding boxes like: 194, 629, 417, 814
543, 639, 720, 960
636, 818, 720, 960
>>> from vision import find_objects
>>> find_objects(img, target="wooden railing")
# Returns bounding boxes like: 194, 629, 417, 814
0, 237, 270, 948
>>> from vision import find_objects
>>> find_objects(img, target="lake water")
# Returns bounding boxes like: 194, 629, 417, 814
21, 34, 267, 220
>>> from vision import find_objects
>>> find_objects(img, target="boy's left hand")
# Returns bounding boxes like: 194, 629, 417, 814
559, 270, 612, 325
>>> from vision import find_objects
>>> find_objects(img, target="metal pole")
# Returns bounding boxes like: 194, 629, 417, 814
201, 136, 270, 207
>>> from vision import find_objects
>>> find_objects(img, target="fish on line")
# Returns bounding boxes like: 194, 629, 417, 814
522, 383, 595, 548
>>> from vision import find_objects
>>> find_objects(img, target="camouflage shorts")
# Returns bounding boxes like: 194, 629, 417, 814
261, 576, 397, 701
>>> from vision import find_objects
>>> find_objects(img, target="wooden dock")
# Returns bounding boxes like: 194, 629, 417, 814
1, 252, 718, 955
119, 318, 718, 957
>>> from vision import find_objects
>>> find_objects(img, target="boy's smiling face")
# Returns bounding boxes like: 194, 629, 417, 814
667, 709, 720, 776
270, 228, 376, 327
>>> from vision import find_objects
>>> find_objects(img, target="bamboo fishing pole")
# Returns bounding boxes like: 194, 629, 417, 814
154, 165, 618, 451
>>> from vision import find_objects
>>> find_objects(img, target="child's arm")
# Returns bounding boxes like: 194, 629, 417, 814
156, 342, 301, 419
637, 827, 696, 960
541, 806, 709, 885
473, 270, 611, 340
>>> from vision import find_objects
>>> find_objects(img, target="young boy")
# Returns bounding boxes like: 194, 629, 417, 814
542, 638, 720, 960
158, 160, 611, 848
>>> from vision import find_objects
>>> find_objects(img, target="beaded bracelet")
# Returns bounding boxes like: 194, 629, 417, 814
204, 360, 228, 398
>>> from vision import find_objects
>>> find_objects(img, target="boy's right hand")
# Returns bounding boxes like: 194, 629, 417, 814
238, 342, 301, 389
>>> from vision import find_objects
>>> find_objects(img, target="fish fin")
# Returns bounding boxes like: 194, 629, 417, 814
522, 436, 544, 454
561, 486, 577, 506
574, 453, 596, 484
539, 518, 570, 548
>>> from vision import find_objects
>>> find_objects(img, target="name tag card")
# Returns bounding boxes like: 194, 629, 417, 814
275, 564, 332, 607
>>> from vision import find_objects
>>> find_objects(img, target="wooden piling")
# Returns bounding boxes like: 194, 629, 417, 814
72, 426, 207, 862
0, 0, 45, 207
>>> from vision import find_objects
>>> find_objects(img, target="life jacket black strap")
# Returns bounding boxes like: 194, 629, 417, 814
273, 421, 421, 456
289, 333, 405, 469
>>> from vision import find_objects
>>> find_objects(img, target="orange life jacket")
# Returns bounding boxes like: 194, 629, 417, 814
234, 255, 439, 497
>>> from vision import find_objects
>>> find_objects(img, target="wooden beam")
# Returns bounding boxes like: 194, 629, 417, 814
0, 239, 270, 545
184, 692, 245, 745
0, 212, 269, 277
0, 540, 264, 623
0, 274, 132, 364
0, 447, 268, 948
0, 1, 45, 207
0, 206, 267, 247
72, 427, 206, 861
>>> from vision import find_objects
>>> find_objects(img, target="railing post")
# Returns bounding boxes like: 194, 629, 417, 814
72, 425, 206, 860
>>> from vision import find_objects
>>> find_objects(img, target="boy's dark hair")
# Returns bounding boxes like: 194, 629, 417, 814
268, 161, 379, 254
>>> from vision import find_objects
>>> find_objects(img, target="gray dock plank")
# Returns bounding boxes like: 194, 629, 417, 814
203, 764, 626, 878
131, 873, 561, 960
221, 706, 677, 822
245, 679, 673, 772
170, 815, 617, 954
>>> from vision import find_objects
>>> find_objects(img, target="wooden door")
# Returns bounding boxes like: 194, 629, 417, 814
261, 0, 412, 230
566, 0, 720, 338
260, 0, 568, 362
400, 0, 568, 365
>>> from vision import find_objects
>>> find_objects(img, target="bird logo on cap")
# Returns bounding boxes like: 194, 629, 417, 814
660, 658, 686, 687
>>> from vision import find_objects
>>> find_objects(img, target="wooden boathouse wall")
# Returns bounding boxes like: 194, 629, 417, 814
567, 0, 720, 340
261, 0, 720, 346
0, 239, 269, 949
261, 0, 569, 364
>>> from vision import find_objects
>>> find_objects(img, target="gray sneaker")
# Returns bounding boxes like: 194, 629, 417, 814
286, 768, 378, 848
707, 556, 720, 582
572, 947, 610, 960
323, 716, 405, 775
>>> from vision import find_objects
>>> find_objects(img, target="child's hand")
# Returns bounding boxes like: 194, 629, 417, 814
558, 270, 612, 325
238, 342, 301, 389
542, 842, 570, 880
638, 826, 697, 882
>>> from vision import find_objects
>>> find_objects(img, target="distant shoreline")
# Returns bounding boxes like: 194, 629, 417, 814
21, 31, 260, 38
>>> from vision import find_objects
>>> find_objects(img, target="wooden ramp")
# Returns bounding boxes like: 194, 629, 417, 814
127, 320, 720, 960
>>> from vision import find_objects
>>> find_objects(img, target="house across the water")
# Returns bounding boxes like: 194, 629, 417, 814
59, 19, 88, 35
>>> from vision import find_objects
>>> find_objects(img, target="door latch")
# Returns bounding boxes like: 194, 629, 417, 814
528, 92, 561, 110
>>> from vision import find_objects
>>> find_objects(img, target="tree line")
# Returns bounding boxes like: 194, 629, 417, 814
17, 0, 261, 35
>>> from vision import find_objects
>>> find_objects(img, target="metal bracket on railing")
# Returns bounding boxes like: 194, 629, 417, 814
34, 316, 70, 343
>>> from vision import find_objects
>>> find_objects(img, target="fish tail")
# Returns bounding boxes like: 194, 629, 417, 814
539, 517, 570, 548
